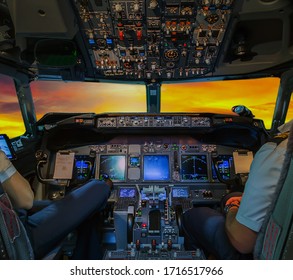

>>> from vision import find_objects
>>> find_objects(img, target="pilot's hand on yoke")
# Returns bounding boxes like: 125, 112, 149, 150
225, 196, 242, 208
224, 196, 242, 215
100, 173, 113, 191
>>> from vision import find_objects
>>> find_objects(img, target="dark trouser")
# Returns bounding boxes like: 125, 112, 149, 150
182, 207, 252, 260
26, 179, 110, 259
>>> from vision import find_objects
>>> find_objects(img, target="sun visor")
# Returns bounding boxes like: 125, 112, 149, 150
6, 0, 78, 38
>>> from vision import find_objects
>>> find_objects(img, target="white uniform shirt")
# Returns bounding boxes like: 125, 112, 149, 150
236, 120, 292, 232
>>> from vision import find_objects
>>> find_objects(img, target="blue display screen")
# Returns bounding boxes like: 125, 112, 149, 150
212, 155, 233, 180
99, 155, 126, 181
143, 155, 170, 181
181, 154, 208, 181
0, 134, 15, 159
76, 160, 89, 169
129, 156, 140, 167
119, 188, 136, 198
172, 188, 189, 198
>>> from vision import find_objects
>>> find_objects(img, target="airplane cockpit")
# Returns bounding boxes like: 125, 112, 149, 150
0, 0, 292, 260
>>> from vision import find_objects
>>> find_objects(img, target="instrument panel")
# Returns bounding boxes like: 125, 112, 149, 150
42, 126, 256, 201
71, 142, 236, 184
38, 126, 255, 258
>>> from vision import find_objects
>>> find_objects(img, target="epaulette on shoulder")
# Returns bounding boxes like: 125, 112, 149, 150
270, 132, 290, 145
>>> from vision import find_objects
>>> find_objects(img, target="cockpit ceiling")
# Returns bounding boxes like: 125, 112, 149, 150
1, 0, 293, 81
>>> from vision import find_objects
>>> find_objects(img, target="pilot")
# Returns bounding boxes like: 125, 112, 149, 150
0, 149, 112, 259
182, 119, 292, 259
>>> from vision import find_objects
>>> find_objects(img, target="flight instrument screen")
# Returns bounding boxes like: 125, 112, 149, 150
143, 155, 170, 181
99, 155, 126, 181
181, 154, 208, 182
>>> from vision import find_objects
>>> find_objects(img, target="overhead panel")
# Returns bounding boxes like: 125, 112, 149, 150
73, 0, 236, 81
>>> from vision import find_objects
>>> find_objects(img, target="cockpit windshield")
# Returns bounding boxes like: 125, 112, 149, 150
30, 80, 147, 119
29, 76, 283, 128
161, 77, 284, 128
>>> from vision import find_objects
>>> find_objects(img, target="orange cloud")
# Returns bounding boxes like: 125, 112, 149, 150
1, 76, 291, 139
161, 78, 281, 128
30, 81, 146, 119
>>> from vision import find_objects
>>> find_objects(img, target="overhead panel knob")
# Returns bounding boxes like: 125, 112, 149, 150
115, 3, 123, 12
149, 0, 158, 9
133, 3, 140, 12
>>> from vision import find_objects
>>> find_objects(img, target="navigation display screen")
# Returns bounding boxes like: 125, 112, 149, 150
119, 188, 136, 198
181, 154, 208, 181
0, 134, 16, 160
212, 155, 233, 180
143, 155, 170, 181
172, 187, 189, 198
98, 155, 126, 181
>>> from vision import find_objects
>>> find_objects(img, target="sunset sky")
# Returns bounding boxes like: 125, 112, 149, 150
1, 76, 292, 139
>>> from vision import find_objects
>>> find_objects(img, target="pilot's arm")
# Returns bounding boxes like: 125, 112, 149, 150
224, 128, 289, 254
225, 203, 257, 254
0, 150, 34, 210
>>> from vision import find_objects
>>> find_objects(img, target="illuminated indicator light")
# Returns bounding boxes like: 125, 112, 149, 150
137, 29, 142, 40
142, 223, 147, 228
224, 118, 233, 123
106, 38, 113, 44
183, 43, 187, 47
119, 30, 124, 40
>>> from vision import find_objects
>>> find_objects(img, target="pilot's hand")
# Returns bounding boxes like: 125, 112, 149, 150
104, 178, 113, 191
0, 150, 11, 172
223, 196, 242, 215
225, 196, 242, 208
100, 174, 113, 191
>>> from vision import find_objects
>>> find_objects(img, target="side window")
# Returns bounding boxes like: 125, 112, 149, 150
0, 73, 25, 138
285, 93, 293, 123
